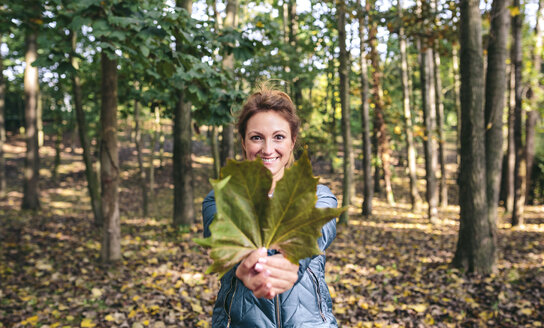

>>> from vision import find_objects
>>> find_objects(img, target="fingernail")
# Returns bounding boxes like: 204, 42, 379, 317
259, 247, 267, 254
255, 263, 263, 271
258, 257, 267, 264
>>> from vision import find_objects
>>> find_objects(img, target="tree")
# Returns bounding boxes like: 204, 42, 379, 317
417, 0, 438, 223
337, 0, 353, 224
485, 0, 509, 230
398, 0, 421, 211
133, 87, 149, 216
69, 29, 102, 226
358, 0, 373, 216
452, 0, 496, 274
22, 14, 40, 210
0, 36, 5, 197
100, 50, 121, 262
368, 0, 394, 205
511, 0, 525, 226
173, 0, 195, 227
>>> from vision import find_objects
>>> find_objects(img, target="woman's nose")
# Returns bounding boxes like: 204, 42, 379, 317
262, 139, 274, 155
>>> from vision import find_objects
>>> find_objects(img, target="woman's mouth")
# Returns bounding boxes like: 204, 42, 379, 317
261, 157, 279, 164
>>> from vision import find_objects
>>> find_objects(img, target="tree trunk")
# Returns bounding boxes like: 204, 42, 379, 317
417, 0, 438, 222
451, 43, 461, 166
100, 52, 121, 262
505, 60, 516, 213
452, 0, 496, 274
288, 0, 303, 108
337, 0, 353, 224
220, 0, 238, 165
511, 0, 525, 226
53, 111, 62, 182
485, 0, 509, 229
70, 30, 102, 226
328, 60, 338, 174
525, 110, 540, 204
211, 126, 221, 178
432, 39, 447, 208
149, 104, 159, 209
134, 95, 148, 217
358, 0, 373, 216
398, 0, 421, 211
369, 0, 394, 205
22, 30, 40, 210
0, 39, 6, 197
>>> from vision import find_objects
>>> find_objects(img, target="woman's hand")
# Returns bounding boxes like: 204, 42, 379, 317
236, 248, 299, 299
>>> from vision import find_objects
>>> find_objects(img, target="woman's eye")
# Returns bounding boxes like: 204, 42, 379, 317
250, 135, 262, 141
274, 135, 285, 140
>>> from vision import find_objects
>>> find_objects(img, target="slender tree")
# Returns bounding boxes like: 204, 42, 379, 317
418, 0, 438, 222
369, 0, 394, 205
0, 38, 6, 197
452, 0, 496, 274
511, 0, 525, 226
100, 51, 121, 262
173, 0, 195, 226
134, 91, 149, 216
485, 0, 510, 229
337, 0, 353, 223
70, 30, 102, 226
358, 0, 373, 215
220, 0, 238, 166
22, 25, 40, 210
398, 0, 421, 211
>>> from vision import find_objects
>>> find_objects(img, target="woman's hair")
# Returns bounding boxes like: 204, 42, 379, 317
236, 82, 301, 165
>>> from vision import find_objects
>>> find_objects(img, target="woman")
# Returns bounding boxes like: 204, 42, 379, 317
202, 85, 338, 327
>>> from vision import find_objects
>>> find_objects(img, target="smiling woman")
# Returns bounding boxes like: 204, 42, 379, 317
201, 83, 339, 327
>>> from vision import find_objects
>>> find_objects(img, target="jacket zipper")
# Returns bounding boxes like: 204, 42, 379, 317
275, 294, 281, 328
224, 277, 238, 327
307, 268, 326, 322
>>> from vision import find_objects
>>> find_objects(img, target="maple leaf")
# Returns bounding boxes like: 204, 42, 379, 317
195, 150, 346, 277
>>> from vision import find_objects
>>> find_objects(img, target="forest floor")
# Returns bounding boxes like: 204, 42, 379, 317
1, 129, 543, 328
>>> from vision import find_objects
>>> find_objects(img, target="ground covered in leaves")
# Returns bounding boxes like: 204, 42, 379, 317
1, 133, 543, 328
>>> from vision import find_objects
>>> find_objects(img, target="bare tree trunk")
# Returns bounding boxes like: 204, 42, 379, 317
22, 30, 40, 210
369, 0, 394, 205
431, 6, 447, 208
134, 94, 148, 216
398, 0, 421, 211
53, 110, 62, 182
511, 0, 525, 226
220, 0, 238, 165
358, 0, 373, 216
100, 52, 121, 262
505, 61, 516, 213
70, 30, 102, 226
149, 104, 159, 209
485, 0, 509, 229
451, 44, 461, 166
0, 39, 6, 197
211, 126, 221, 178
525, 110, 540, 204
417, 0, 438, 222
337, 0, 354, 224
328, 60, 338, 174
452, 0, 496, 274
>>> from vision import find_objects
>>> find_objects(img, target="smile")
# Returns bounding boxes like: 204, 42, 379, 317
261, 157, 279, 163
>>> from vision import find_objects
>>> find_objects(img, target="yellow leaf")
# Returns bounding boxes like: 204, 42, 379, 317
424, 314, 435, 325
143, 320, 150, 326
51, 323, 60, 328
91, 288, 102, 298
509, 6, 520, 16
128, 310, 137, 318
133, 295, 141, 301
520, 308, 533, 315
410, 304, 427, 313
383, 304, 396, 312
191, 302, 203, 313
105, 314, 115, 322
81, 318, 96, 328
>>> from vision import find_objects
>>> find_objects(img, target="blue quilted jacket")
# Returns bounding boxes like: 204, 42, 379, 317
202, 184, 338, 328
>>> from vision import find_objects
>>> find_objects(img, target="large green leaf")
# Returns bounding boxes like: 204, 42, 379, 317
195, 150, 346, 277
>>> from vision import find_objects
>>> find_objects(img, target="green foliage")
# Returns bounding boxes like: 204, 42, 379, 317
195, 151, 346, 277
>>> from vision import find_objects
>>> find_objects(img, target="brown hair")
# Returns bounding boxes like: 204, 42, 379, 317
236, 83, 301, 165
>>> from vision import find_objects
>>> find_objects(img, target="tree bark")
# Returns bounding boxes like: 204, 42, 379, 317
337, 0, 353, 224
22, 30, 40, 210
134, 94, 148, 216
211, 126, 221, 178
452, 0, 496, 274
511, 0, 525, 226
358, 0, 373, 216
220, 0, 238, 165
149, 104, 159, 209
369, 0, 394, 205
398, 0, 421, 211
70, 30, 102, 226
0, 39, 6, 197
432, 41, 447, 209
100, 52, 121, 262
485, 0, 509, 230
505, 59, 516, 213
451, 43, 462, 166
525, 110, 540, 204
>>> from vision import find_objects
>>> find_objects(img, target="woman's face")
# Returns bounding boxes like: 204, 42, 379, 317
242, 111, 295, 182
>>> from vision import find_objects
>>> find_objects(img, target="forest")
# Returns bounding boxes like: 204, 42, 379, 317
0, 0, 543, 326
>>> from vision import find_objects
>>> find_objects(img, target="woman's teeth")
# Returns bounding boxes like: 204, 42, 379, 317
262, 157, 278, 163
